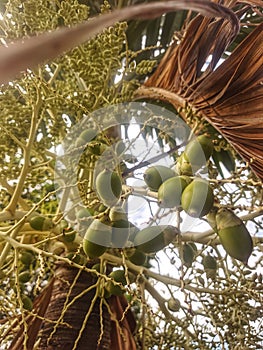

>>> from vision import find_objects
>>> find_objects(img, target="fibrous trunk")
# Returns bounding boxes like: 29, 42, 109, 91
37, 262, 111, 350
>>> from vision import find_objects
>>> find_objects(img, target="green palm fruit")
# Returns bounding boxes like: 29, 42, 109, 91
175, 153, 194, 176
109, 207, 128, 222
97, 283, 112, 299
158, 176, 191, 208
114, 140, 126, 156
20, 250, 34, 266
62, 228, 76, 243
202, 254, 217, 279
106, 269, 127, 296
167, 298, 181, 312
184, 135, 214, 167
75, 128, 97, 147
216, 208, 253, 264
134, 225, 178, 254
88, 140, 107, 155
181, 243, 196, 267
66, 252, 85, 265
29, 215, 53, 231
97, 204, 107, 213
202, 254, 217, 270
181, 178, 214, 218
76, 207, 92, 229
21, 295, 33, 311
77, 208, 91, 219
144, 165, 175, 191
83, 219, 112, 259
18, 271, 31, 283
91, 263, 102, 274
176, 135, 214, 175
111, 219, 133, 248
127, 249, 147, 266
95, 169, 122, 207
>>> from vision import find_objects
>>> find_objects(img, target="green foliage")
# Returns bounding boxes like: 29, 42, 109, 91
0, 1, 262, 350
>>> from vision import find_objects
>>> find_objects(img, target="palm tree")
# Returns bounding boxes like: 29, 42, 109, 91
0, 1, 262, 349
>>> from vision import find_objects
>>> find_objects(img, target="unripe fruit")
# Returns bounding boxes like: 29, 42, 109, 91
202, 253, 217, 279
181, 243, 196, 267
127, 249, 147, 266
114, 140, 126, 156
97, 204, 107, 213
76, 207, 92, 219
111, 220, 132, 248
76, 208, 92, 236
87, 140, 107, 155
62, 228, 76, 243
18, 271, 31, 283
29, 216, 53, 231
175, 153, 194, 176
158, 176, 191, 208
66, 252, 85, 265
134, 225, 178, 254
21, 295, 33, 311
144, 165, 175, 191
76, 128, 97, 147
20, 251, 34, 266
181, 178, 214, 218
106, 269, 127, 296
109, 207, 128, 222
83, 219, 112, 259
176, 135, 214, 175
202, 254, 217, 270
216, 208, 253, 264
91, 263, 102, 274
95, 169, 122, 207
167, 298, 181, 312
184, 135, 214, 167
97, 283, 112, 299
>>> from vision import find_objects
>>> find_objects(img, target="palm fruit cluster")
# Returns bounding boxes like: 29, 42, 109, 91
143, 134, 215, 219
176, 135, 214, 176
80, 132, 215, 264
14, 249, 36, 311
78, 129, 253, 269
82, 210, 178, 262
82, 206, 138, 259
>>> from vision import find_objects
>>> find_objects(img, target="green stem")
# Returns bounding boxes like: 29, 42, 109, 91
5, 85, 42, 214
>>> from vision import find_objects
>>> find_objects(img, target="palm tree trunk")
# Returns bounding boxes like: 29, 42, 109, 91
37, 262, 111, 350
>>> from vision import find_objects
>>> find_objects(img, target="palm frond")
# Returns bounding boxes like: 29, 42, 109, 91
136, 2, 263, 180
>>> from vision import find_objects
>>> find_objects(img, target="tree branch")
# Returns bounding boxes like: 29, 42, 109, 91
5, 85, 42, 215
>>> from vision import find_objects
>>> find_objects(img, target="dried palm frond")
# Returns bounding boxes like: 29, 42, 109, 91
136, 2, 263, 181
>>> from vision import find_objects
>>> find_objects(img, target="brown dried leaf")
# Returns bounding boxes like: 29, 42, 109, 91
137, 3, 263, 180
